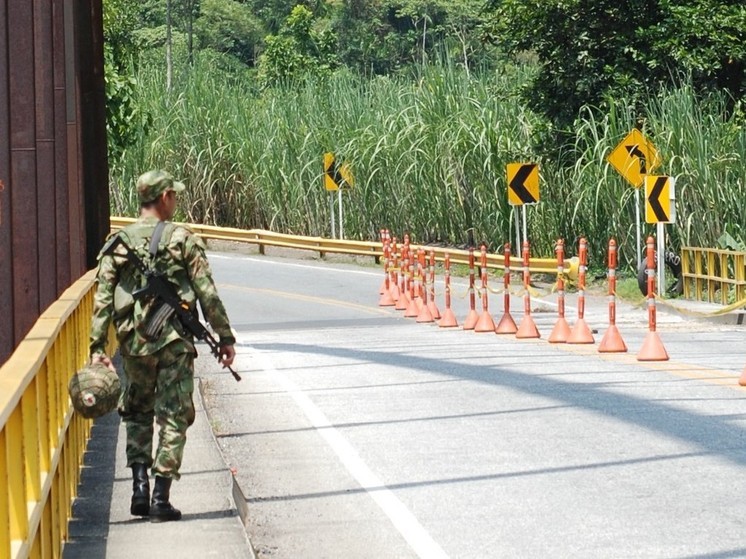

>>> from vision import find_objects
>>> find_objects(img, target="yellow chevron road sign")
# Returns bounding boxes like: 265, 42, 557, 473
323, 152, 354, 191
507, 163, 539, 206
644, 175, 675, 223
607, 129, 661, 188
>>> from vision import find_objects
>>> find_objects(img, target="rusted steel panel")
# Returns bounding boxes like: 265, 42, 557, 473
8, 0, 39, 343
76, 0, 110, 268
52, 0, 71, 291
0, 0, 13, 361
34, 0, 58, 310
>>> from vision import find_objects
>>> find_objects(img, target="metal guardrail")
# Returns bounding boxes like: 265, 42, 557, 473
0, 270, 114, 559
110, 218, 579, 280
681, 246, 746, 308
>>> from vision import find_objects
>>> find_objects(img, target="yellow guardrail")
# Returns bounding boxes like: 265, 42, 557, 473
681, 246, 746, 311
110, 217, 579, 280
0, 270, 113, 559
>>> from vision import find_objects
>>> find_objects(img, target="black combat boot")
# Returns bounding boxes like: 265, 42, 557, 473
149, 475, 182, 523
130, 463, 150, 516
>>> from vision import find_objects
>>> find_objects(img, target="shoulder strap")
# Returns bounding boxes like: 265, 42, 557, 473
149, 221, 167, 258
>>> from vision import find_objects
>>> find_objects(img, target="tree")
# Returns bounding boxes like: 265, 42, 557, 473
257, 5, 339, 86
195, 0, 263, 65
485, 0, 745, 128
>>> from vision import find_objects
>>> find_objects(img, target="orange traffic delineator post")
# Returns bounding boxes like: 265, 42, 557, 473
567, 237, 595, 344
389, 236, 400, 302
427, 250, 441, 320
439, 253, 459, 328
379, 229, 389, 294
548, 239, 571, 343
462, 248, 480, 330
416, 251, 435, 323
516, 241, 540, 338
396, 247, 411, 311
598, 238, 628, 353
404, 255, 420, 318
495, 242, 518, 334
475, 245, 497, 332
637, 236, 670, 361
378, 238, 396, 306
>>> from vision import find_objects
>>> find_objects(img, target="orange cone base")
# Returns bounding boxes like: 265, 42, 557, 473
395, 292, 410, 311
462, 309, 480, 330
598, 324, 628, 353
474, 312, 496, 332
379, 278, 387, 294
516, 315, 541, 339
548, 317, 571, 343
495, 312, 518, 334
378, 290, 396, 307
416, 304, 434, 323
738, 366, 746, 386
567, 318, 595, 344
389, 283, 400, 302
428, 302, 441, 320
637, 331, 669, 361
404, 298, 420, 318
438, 308, 459, 328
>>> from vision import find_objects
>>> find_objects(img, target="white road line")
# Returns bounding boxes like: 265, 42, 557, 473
243, 340, 450, 559
209, 253, 380, 276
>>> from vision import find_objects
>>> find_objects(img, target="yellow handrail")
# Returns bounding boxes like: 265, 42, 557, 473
681, 246, 746, 307
110, 217, 579, 280
0, 270, 113, 559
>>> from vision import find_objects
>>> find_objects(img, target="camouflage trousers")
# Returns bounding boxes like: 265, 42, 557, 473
119, 343, 196, 480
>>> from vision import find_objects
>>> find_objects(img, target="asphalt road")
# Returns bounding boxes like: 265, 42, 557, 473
198, 247, 746, 559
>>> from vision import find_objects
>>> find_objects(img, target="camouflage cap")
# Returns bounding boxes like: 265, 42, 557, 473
137, 170, 186, 203
68, 362, 122, 419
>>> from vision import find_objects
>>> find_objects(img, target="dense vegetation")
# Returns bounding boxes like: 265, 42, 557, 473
104, 0, 745, 269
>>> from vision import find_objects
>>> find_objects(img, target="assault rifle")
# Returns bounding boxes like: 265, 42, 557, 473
101, 234, 241, 382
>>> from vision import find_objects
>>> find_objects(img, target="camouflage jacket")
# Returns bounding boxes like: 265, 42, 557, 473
89, 216, 235, 357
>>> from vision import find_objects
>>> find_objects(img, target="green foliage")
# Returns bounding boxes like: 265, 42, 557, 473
258, 5, 340, 87
486, 1, 745, 129
195, 0, 263, 64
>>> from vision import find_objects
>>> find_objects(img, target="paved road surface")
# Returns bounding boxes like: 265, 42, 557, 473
201, 248, 746, 558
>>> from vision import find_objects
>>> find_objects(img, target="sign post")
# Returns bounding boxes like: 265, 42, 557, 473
323, 152, 355, 239
506, 163, 540, 251
644, 175, 675, 295
607, 129, 661, 265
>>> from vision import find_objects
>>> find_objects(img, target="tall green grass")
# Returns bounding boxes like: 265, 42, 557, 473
111, 51, 746, 270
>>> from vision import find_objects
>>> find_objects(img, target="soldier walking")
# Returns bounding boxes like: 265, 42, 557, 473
88, 170, 236, 522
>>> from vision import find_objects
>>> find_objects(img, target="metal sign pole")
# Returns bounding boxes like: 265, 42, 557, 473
522, 205, 528, 248
338, 189, 344, 239
635, 188, 642, 267
657, 223, 665, 297
513, 207, 521, 251
329, 192, 336, 239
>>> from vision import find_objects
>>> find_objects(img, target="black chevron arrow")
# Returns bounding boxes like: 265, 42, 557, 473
326, 160, 344, 188
509, 164, 537, 203
648, 176, 668, 222
625, 144, 647, 174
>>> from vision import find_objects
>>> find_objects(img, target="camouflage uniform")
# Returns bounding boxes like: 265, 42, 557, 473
89, 215, 235, 480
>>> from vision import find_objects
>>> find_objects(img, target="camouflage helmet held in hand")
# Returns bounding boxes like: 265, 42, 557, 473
68, 362, 121, 419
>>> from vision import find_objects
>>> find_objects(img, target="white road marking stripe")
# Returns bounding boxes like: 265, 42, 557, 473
209, 253, 380, 276
243, 341, 450, 559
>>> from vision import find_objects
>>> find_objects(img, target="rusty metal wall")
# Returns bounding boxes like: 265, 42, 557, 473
0, 0, 109, 365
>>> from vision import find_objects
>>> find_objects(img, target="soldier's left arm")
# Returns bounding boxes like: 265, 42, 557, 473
183, 233, 236, 346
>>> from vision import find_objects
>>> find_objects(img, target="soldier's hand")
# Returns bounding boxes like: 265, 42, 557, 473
219, 345, 236, 368
91, 353, 116, 374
